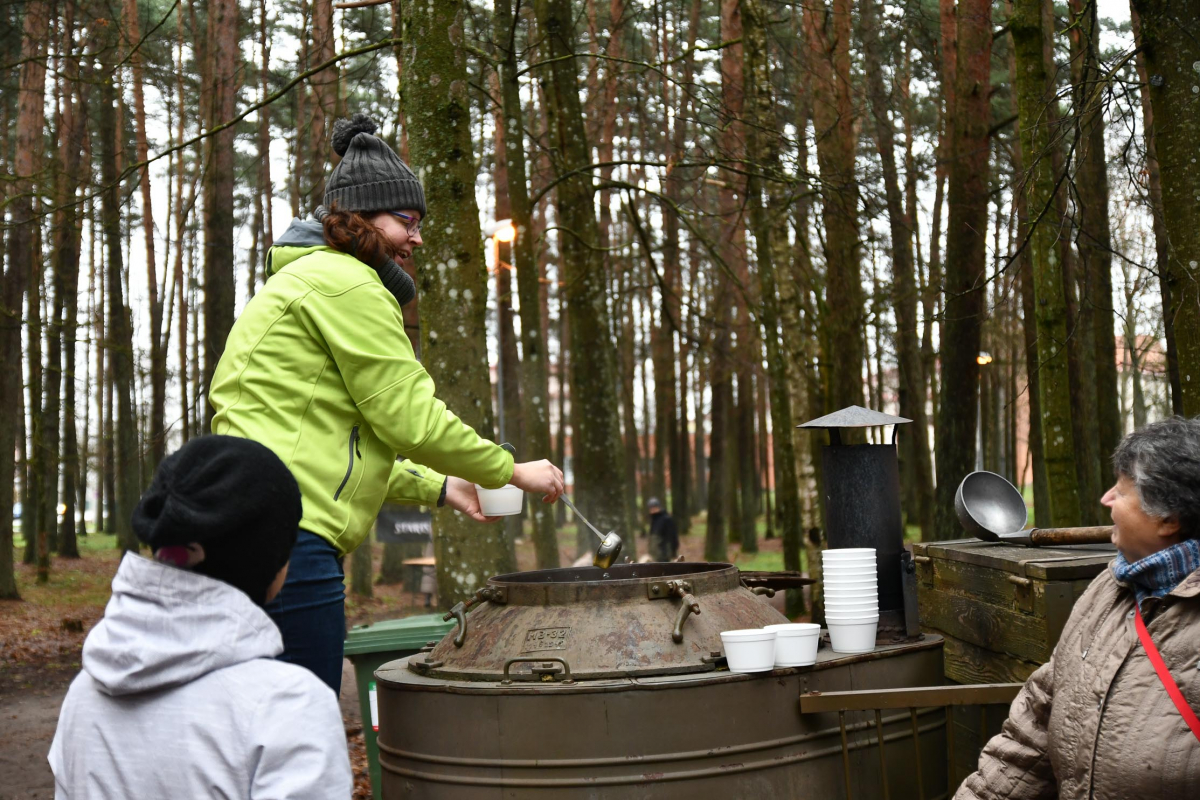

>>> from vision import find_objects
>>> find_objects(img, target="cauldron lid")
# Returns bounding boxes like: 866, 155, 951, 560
409, 562, 789, 682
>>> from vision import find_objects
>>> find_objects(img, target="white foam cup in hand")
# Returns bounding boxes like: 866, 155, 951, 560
474, 484, 524, 516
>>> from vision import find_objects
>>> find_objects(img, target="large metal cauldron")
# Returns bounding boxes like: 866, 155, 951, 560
377, 562, 946, 798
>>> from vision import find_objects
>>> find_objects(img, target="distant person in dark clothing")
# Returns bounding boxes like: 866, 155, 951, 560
648, 497, 679, 562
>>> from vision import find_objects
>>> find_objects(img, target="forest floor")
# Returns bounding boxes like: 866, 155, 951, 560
0, 513, 788, 799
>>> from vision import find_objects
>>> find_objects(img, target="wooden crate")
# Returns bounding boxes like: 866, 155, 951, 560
912, 539, 1115, 683
912, 539, 1116, 785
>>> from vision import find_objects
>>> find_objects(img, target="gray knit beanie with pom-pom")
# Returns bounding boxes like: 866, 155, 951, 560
324, 113, 426, 218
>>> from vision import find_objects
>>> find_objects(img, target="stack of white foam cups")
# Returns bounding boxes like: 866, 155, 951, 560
821, 548, 879, 654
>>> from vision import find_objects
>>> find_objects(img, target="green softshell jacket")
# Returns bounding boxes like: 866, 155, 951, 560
209, 221, 513, 556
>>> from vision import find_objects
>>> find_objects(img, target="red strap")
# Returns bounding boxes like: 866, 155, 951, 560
1135, 605, 1200, 743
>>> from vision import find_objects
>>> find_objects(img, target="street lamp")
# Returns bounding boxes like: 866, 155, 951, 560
485, 219, 516, 442
976, 352, 992, 470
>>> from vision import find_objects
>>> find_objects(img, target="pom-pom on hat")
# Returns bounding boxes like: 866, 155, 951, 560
324, 113, 426, 219
132, 435, 302, 606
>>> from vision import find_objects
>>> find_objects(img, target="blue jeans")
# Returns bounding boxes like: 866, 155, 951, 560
264, 531, 346, 695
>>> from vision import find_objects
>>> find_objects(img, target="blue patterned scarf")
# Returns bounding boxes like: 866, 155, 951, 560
1111, 539, 1200, 610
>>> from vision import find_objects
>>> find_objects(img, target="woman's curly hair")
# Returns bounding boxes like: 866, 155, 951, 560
321, 203, 392, 267
1112, 416, 1200, 540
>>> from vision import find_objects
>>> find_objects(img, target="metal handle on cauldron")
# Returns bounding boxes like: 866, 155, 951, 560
664, 580, 701, 644
501, 656, 575, 685
442, 586, 508, 648
750, 586, 776, 598
443, 602, 468, 647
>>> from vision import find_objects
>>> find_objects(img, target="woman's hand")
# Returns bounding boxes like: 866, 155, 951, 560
443, 477, 502, 523
509, 460, 565, 503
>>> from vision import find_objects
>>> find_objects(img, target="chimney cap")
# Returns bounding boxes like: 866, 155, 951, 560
797, 404, 911, 429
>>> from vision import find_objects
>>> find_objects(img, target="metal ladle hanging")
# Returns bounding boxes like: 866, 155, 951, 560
560, 496, 624, 569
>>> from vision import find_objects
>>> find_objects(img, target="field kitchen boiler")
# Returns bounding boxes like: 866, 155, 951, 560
376, 561, 947, 798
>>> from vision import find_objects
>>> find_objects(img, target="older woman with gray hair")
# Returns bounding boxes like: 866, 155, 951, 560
956, 417, 1200, 800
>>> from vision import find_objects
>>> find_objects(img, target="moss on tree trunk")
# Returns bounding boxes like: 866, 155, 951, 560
403, 0, 515, 607
1012, 0, 1082, 526
1130, 0, 1200, 416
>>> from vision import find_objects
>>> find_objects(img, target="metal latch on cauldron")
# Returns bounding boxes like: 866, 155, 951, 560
647, 579, 701, 644
442, 586, 509, 648
500, 657, 575, 685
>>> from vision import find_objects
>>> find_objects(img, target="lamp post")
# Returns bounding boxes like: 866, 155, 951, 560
976, 352, 993, 471
483, 219, 517, 442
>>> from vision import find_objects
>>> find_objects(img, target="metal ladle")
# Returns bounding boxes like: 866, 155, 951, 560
560, 496, 624, 569
955, 470, 1113, 547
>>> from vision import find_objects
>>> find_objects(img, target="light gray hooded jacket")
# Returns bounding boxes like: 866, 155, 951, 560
48, 554, 352, 799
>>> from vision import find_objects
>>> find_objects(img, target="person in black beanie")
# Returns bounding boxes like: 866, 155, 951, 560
132, 434, 302, 605
647, 497, 679, 562
49, 435, 353, 798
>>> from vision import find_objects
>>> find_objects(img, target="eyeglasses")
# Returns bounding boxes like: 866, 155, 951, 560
386, 211, 423, 236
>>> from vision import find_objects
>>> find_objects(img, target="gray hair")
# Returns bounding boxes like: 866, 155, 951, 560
1111, 416, 1200, 540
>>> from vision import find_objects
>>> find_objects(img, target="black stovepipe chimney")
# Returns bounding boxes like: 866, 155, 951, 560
798, 405, 912, 614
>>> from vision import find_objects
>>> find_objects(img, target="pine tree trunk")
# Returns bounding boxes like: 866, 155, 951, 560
862, 0, 934, 541
933, 0, 992, 539
350, 535, 374, 597
1130, 0, 1199, 415
308, 0, 339, 205
534, 0, 628, 538
202, 0, 238, 430
403, 0, 515, 606
1066, 0, 1119, 475
494, 0, 558, 568
53, 27, 89, 559
742, 0, 803, 609
1012, 0, 1082, 526
97, 18, 142, 553
26, 217, 45, 573
122, 0, 165, 471
804, 0, 864, 415
174, 7, 191, 443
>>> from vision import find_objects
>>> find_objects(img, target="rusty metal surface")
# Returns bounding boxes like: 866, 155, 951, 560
799, 682, 1024, 713
417, 562, 788, 681
377, 636, 947, 799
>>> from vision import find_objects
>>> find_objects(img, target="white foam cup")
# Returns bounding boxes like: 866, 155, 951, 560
720, 629, 777, 673
474, 484, 524, 516
825, 600, 879, 612
823, 577, 878, 587
820, 566, 878, 578
827, 618, 879, 654
763, 623, 821, 667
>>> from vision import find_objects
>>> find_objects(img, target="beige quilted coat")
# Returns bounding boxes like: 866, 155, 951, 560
955, 564, 1200, 799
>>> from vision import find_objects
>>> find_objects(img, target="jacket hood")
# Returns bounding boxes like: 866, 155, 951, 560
82, 554, 284, 696
267, 217, 329, 276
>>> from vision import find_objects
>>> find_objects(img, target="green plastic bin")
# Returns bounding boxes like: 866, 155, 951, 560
344, 614, 455, 799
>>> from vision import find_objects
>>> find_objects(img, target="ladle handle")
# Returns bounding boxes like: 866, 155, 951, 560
1030, 526, 1113, 546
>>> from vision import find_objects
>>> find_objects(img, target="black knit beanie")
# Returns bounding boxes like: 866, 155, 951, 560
324, 113, 426, 218
132, 435, 302, 606
317, 113, 422, 307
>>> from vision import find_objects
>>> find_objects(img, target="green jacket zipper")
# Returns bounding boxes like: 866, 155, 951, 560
334, 425, 361, 500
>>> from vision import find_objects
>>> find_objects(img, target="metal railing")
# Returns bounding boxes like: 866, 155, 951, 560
800, 683, 1024, 800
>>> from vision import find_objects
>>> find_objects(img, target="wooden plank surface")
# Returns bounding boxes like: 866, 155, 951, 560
941, 634, 1041, 685
913, 539, 1114, 579
919, 589, 1056, 662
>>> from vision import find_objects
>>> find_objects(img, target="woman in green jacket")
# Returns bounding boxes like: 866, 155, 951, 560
209, 114, 563, 693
